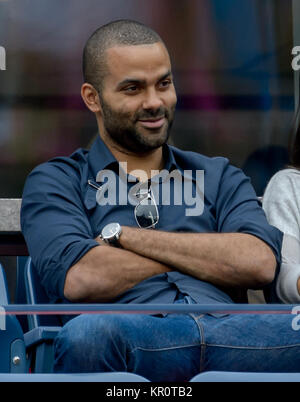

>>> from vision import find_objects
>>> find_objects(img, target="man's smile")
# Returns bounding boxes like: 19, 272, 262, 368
137, 116, 166, 129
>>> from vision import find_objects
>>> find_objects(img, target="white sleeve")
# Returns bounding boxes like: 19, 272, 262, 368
263, 170, 300, 240
263, 170, 300, 303
276, 234, 300, 303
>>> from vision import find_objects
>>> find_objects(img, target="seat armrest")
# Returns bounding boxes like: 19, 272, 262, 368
24, 326, 61, 348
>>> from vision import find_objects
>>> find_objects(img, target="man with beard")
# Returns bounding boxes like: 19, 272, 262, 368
21, 20, 300, 381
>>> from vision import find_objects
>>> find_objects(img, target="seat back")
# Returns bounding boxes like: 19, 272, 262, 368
15, 256, 29, 332
190, 371, 300, 382
0, 263, 27, 373
16, 257, 62, 373
24, 257, 61, 329
0, 262, 9, 305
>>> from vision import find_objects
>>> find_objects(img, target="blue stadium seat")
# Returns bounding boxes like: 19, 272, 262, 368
16, 257, 61, 373
0, 372, 150, 382
0, 262, 9, 305
0, 263, 27, 373
190, 371, 300, 382
23, 257, 61, 328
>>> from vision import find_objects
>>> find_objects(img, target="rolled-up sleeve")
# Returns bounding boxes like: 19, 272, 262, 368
21, 161, 99, 301
215, 161, 283, 267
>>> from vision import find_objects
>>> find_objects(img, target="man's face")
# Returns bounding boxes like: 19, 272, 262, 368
98, 42, 177, 153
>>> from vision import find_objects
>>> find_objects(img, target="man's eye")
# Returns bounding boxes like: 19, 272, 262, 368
124, 86, 139, 93
159, 80, 171, 89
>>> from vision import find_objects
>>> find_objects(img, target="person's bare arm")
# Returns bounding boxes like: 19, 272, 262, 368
64, 241, 172, 302
119, 227, 277, 289
64, 227, 276, 303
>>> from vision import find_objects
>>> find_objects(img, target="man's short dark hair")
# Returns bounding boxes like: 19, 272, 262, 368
82, 19, 164, 93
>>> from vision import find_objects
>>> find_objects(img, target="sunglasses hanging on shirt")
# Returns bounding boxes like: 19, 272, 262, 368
134, 186, 159, 229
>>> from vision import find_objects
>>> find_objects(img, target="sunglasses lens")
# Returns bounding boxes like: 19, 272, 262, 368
135, 197, 158, 228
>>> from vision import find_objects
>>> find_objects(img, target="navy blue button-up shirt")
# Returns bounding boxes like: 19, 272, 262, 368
21, 135, 282, 308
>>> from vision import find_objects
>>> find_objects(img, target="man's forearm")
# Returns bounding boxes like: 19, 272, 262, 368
119, 227, 277, 288
64, 242, 172, 302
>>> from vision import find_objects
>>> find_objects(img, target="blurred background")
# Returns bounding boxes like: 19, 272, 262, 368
0, 0, 295, 197
0, 0, 297, 299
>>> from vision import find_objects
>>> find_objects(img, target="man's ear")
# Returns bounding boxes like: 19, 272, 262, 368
81, 83, 102, 113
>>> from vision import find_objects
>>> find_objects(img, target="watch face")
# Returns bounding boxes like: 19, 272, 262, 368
102, 223, 120, 239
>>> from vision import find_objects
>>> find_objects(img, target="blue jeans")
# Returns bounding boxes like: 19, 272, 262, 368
53, 300, 300, 381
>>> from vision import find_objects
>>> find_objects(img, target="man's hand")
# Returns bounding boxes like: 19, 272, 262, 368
119, 226, 277, 289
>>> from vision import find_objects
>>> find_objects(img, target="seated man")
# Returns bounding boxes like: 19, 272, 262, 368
21, 19, 300, 381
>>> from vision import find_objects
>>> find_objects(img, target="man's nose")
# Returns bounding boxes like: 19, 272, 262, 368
142, 88, 163, 111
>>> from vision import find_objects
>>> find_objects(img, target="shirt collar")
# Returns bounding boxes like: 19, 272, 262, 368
162, 143, 178, 172
87, 134, 179, 180
88, 135, 118, 178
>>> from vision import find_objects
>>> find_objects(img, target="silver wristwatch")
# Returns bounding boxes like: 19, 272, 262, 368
100, 223, 122, 247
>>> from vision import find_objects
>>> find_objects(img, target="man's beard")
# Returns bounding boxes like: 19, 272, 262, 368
100, 98, 175, 153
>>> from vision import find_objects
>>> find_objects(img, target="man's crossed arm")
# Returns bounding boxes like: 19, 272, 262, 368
64, 227, 277, 303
